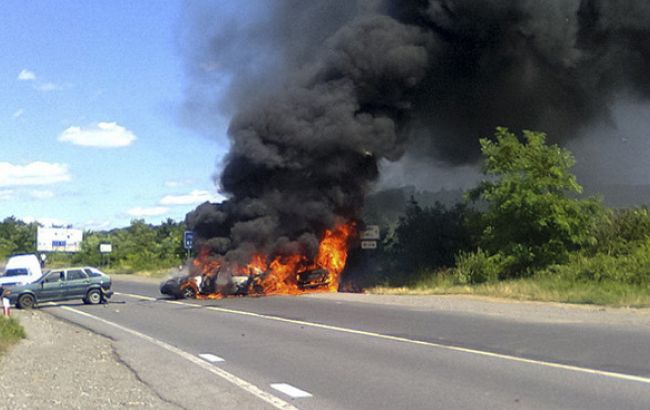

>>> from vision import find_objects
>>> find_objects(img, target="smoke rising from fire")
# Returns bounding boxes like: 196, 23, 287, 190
183, 1, 650, 266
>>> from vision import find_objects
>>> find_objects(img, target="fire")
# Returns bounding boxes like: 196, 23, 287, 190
190, 222, 355, 298
315, 223, 353, 291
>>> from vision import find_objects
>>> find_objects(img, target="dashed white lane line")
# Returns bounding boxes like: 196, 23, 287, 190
199, 353, 225, 363
271, 383, 313, 399
58, 305, 297, 410
116, 291, 650, 386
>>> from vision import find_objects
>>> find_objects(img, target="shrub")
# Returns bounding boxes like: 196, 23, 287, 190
541, 240, 650, 286
453, 249, 504, 284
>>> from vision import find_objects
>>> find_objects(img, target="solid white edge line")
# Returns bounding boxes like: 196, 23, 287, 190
270, 383, 313, 399
58, 305, 297, 410
116, 291, 650, 386
199, 353, 225, 363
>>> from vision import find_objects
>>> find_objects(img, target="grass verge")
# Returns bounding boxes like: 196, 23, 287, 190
0, 316, 25, 355
367, 274, 650, 308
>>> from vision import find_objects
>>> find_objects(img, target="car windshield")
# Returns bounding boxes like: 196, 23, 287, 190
3, 268, 29, 277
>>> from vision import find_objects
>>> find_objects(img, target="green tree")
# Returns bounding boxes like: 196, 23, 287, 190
383, 198, 475, 284
469, 127, 603, 277
0, 217, 37, 259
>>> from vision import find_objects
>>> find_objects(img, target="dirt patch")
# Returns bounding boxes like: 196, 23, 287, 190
0, 310, 180, 409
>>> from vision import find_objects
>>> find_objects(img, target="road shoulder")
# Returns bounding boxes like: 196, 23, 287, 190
0, 310, 180, 409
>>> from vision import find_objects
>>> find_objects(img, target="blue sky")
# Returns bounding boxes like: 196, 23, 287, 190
0, 1, 228, 230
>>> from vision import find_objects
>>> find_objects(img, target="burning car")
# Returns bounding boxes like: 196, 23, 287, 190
161, 223, 353, 299
159, 267, 332, 299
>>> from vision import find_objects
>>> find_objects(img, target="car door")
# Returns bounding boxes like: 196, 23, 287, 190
63, 269, 90, 299
38, 270, 64, 301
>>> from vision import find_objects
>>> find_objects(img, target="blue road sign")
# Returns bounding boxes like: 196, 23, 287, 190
183, 231, 194, 250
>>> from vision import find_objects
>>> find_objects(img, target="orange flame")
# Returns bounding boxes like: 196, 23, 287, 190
190, 222, 355, 298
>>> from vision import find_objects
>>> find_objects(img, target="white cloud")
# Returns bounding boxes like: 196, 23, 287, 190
13, 109, 24, 119
17, 69, 36, 81
0, 162, 71, 187
159, 190, 224, 206
0, 190, 15, 201
127, 206, 169, 217
29, 190, 55, 199
34, 82, 63, 92
58, 122, 137, 148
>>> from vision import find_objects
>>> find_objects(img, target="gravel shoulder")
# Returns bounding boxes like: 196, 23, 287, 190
0, 309, 180, 410
308, 292, 650, 326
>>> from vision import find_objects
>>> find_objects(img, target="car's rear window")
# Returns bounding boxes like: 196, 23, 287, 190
66, 269, 87, 281
84, 268, 102, 277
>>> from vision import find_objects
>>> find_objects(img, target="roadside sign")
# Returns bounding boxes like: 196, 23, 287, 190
99, 243, 112, 254
37, 227, 83, 252
360, 225, 380, 240
183, 231, 194, 250
361, 240, 378, 250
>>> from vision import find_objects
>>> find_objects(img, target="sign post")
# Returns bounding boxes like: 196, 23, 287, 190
99, 243, 112, 268
360, 225, 380, 251
183, 231, 194, 260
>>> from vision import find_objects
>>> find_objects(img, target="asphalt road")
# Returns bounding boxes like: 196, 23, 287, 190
43, 278, 650, 409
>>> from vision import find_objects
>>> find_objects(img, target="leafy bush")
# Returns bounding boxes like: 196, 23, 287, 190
453, 249, 504, 284
542, 240, 650, 286
381, 199, 476, 284
592, 207, 650, 255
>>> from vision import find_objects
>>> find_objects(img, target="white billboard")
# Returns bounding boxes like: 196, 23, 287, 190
37, 227, 83, 252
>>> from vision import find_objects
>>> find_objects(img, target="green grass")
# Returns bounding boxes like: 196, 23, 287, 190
0, 316, 25, 355
367, 273, 650, 308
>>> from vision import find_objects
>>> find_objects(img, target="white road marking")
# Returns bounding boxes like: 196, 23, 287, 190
270, 383, 313, 399
199, 353, 225, 363
115, 292, 157, 301
116, 291, 650, 386
58, 306, 297, 410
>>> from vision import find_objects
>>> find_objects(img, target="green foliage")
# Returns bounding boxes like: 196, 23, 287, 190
1, 217, 186, 273
470, 127, 604, 276
453, 249, 503, 284
381, 199, 476, 284
0, 316, 25, 354
0, 217, 37, 260
542, 239, 650, 286
592, 207, 650, 255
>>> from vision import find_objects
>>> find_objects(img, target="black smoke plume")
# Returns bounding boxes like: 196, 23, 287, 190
184, 1, 650, 265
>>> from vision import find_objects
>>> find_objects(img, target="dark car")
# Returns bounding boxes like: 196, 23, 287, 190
3, 266, 113, 309
160, 275, 198, 299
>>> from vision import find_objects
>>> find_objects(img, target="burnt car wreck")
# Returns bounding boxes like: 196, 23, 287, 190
160, 267, 331, 299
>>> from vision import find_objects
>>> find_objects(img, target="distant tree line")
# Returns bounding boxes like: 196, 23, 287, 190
0, 218, 186, 272
374, 127, 650, 288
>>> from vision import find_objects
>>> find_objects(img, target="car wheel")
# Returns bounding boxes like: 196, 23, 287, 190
17, 294, 35, 309
181, 286, 196, 299
85, 289, 102, 305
